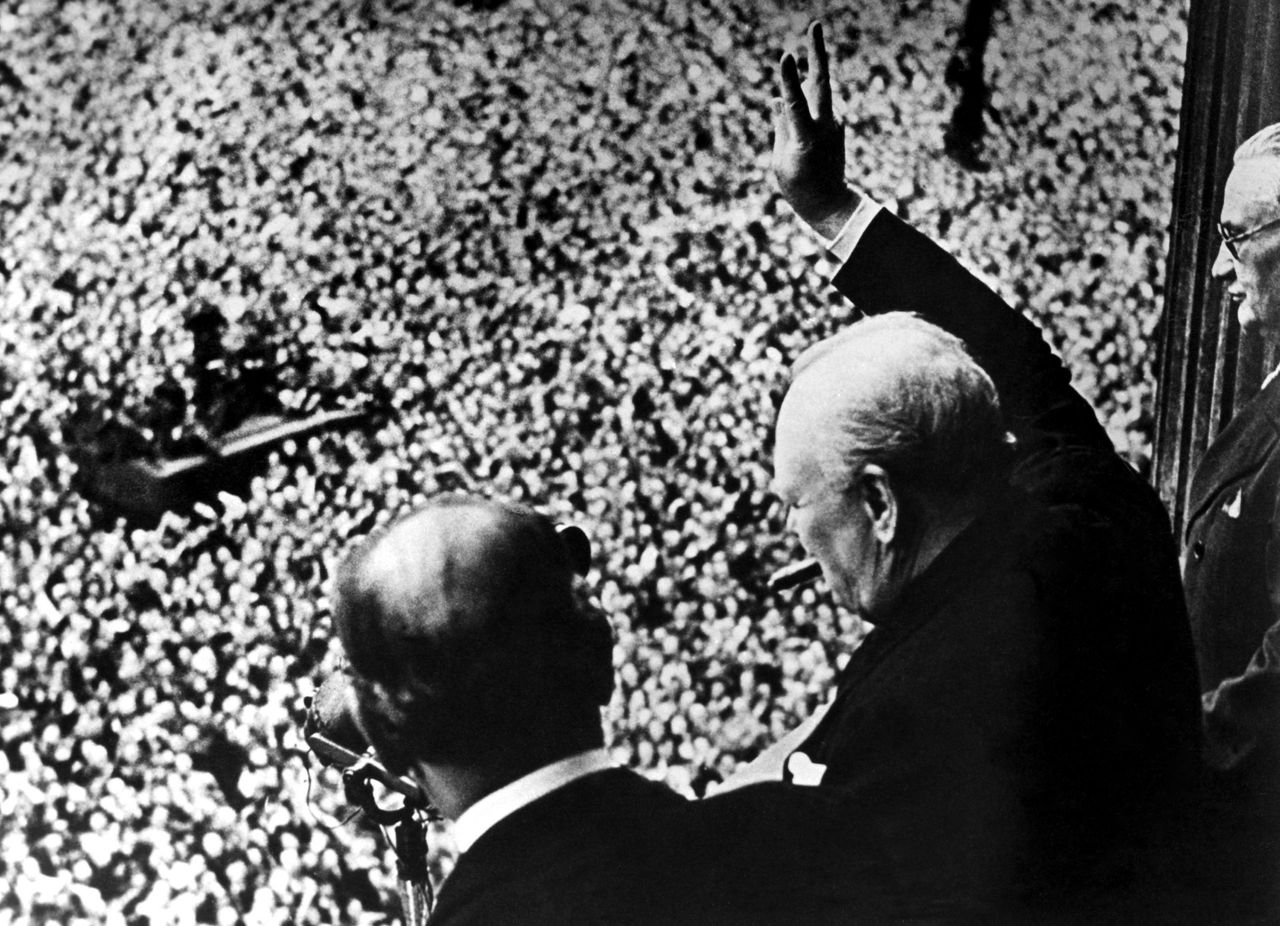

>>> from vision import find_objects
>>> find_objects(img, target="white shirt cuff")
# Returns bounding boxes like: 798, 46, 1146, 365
826, 197, 884, 263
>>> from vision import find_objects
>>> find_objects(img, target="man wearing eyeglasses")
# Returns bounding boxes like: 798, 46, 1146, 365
1185, 125, 1280, 907
1214, 129, 1280, 336
1201, 131, 1280, 672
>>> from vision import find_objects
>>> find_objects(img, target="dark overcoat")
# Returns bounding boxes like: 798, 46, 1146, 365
1185, 375, 1280, 768
789, 210, 1204, 919
1181, 347, 1280, 913
427, 767, 913, 926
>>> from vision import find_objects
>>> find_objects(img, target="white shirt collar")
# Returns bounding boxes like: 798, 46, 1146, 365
453, 748, 614, 853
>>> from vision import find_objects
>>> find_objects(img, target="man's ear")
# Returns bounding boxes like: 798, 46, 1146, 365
856, 463, 898, 545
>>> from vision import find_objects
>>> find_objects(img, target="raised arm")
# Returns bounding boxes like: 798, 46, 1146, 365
772, 22, 1110, 457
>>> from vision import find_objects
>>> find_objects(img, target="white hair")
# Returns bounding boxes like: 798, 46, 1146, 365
1235, 123, 1280, 164
787, 313, 1012, 503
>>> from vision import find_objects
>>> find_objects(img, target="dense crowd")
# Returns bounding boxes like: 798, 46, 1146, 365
1, 0, 1186, 921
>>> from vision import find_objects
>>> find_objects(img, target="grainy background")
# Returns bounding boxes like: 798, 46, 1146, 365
0, 0, 1185, 921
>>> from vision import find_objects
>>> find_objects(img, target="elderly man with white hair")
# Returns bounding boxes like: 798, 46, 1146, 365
1194, 124, 1280, 781
739, 22, 1207, 922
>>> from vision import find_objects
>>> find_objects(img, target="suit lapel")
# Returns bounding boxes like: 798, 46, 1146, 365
1186, 379, 1280, 534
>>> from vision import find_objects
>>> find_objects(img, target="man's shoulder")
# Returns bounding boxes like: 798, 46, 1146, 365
484, 767, 687, 847
662, 783, 908, 925
1189, 383, 1280, 519
1014, 440, 1169, 526
888, 490, 1055, 631
432, 770, 688, 926
692, 779, 859, 836
435, 774, 888, 926
688, 780, 891, 867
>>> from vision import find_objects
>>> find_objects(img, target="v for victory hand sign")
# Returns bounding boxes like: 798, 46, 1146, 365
771, 22, 859, 239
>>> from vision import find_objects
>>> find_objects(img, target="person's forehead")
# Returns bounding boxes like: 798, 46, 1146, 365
774, 364, 861, 489
1221, 158, 1280, 228
771, 414, 828, 500
769, 468, 796, 500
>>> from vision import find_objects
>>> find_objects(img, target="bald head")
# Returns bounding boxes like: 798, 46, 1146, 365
339, 498, 576, 664
332, 495, 612, 769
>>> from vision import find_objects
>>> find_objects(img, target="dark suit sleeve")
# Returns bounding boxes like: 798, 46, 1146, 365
1202, 622, 1280, 766
830, 209, 1112, 458
1202, 504, 1280, 770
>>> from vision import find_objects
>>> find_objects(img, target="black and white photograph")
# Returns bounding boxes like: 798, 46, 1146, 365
2, 0, 1276, 923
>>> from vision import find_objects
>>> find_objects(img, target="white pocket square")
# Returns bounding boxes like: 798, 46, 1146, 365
785, 751, 828, 787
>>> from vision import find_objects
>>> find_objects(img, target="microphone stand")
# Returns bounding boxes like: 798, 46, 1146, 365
310, 733, 440, 926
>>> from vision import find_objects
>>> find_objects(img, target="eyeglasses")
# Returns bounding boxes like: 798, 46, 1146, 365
1218, 215, 1280, 260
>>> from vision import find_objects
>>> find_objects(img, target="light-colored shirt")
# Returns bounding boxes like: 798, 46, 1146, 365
827, 197, 884, 263
453, 748, 615, 853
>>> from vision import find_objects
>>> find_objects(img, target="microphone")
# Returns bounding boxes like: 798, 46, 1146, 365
305, 670, 367, 753
304, 672, 428, 805
768, 557, 822, 593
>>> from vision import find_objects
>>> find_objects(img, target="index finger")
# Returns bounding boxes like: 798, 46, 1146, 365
807, 21, 833, 123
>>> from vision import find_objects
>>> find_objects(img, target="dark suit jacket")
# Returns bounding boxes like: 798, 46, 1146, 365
1185, 375, 1280, 776
427, 767, 917, 926
1182, 376, 1280, 915
789, 210, 1204, 920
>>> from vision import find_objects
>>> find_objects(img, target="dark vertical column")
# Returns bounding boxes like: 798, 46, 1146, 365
1155, 1, 1280, 535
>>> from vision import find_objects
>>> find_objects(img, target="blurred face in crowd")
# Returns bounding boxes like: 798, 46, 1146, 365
773, 373, 898, 617
1214, 156, 1280, 339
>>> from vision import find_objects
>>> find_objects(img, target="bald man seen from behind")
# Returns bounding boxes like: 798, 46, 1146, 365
328, 494, 921, 926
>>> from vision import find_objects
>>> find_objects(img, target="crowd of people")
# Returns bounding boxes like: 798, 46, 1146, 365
2, 0, 1188, 921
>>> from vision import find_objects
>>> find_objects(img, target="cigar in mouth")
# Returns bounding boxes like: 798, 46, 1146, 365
767, 557, 822, 593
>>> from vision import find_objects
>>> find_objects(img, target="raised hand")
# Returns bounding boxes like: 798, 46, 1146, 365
771, 22, 858, 239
